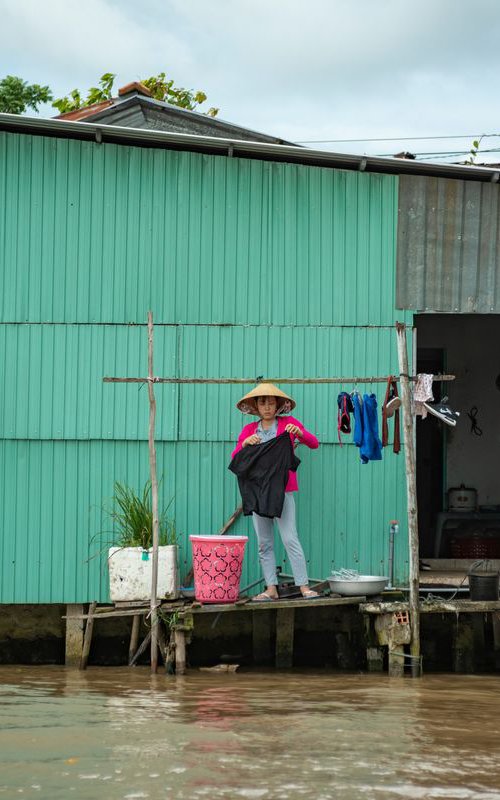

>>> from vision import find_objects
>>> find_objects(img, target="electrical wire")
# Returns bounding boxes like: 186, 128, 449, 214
297, 133, 500, 145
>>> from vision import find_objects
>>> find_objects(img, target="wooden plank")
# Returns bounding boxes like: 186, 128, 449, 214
104, 374, 455, 385
362, 600, 500, 614
63, 603, 182, 620
252, 610, 273, 664
65, 604, 84, 667
275, 607, 295, 669
396, 321, 420, 677
187, 596, 366, 614
79, 601, 97, 671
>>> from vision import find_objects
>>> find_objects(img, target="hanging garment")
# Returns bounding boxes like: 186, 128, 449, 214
353, 393, 383, 464
231, 415, 318, 492
382, 376, 401, 454
352, 392, 364, 449
414, 373, 434, 417
337, 392, 354, 444
228, 432, 300, 518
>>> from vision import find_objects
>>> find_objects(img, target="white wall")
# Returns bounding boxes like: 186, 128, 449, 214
417, 315, 500, 506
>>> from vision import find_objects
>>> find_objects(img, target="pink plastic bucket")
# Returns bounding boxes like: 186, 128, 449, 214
189, 535, 248, 604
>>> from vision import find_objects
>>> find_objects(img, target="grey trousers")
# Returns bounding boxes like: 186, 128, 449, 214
252, 493, 309, 587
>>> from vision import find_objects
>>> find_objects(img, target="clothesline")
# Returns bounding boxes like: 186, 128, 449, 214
103, 374, 455, 385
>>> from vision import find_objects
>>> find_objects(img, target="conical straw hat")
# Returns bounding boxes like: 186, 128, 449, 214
236, 383, 295, 416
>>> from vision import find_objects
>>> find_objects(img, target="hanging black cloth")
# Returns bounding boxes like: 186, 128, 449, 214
228, 432, 300, 518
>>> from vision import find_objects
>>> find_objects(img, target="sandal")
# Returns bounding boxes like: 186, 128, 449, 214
252, 591, 278, 603
301, 589, 320, 599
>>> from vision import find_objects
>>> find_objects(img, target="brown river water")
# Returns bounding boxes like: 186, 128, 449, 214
1, 667, 500, 800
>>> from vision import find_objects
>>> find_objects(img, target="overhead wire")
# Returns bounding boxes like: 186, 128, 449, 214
297, 133, 500, 144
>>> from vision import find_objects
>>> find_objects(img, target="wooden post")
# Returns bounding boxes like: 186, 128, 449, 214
275, 607, 295, 668
388, 645, 405, 677
65, 604, 84, 666
174, 629, 186, 674
252, 610, 273, 664
366, 646, 384, 672
396, 322, 420, 677
492, 611, 500, 670
79, 601, 97, 670
129, 628, 152, 667
147, 311, 160, 674
128, 614, 141, 666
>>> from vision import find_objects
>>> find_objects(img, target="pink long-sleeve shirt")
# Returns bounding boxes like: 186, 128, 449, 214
231, 415, 319, 492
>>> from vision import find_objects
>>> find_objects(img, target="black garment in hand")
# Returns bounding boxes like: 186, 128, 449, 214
228, 432, 300, 518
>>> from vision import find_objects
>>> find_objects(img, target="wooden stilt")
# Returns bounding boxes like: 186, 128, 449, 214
396, 322, 420, 677
147, 312, 160, 674
492, 611, 500, 670
275, 608, 295, 668
65, 604, 84, 667
388, 644, 405, 677
165, 628, 176, 674
129, 629, 152, 667
453, 616, 474, 673
174, 629, 186, 674
366, 646, 385, 672
156, 622, 168, 665
79, 601, 97, 670
252, 610, 273, 665
128, 614, 141, 666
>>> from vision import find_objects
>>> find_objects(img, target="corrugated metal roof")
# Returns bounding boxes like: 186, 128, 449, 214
397, 174, 500, 312
1, 112, 499, 182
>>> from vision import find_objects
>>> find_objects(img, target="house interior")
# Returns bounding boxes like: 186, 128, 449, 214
416, 314, 500, 588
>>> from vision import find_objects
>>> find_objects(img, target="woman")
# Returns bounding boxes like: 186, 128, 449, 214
231, 383, 320, 601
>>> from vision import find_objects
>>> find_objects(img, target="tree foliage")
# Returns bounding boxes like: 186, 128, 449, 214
0, 75, 53, 114
52, 72, 115, 114
141, 72, 218, 116
53, 72, 218, 116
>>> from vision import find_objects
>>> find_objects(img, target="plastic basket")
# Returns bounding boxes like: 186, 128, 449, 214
189, 535, 248, 604
450, 536, 500, 559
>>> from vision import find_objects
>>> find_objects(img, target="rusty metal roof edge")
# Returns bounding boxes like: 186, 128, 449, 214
1, 112, 500, 183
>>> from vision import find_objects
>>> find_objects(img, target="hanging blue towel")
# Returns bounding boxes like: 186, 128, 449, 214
353, 393, 383, 464
352, 393, 364, 449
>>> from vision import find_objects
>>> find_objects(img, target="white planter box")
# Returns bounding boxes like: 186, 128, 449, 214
108, 545, 179, 602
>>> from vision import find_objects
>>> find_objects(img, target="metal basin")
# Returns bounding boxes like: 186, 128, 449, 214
328, 575, 389, 596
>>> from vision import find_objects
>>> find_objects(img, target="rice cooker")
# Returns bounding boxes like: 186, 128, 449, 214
447, 484, 477, 512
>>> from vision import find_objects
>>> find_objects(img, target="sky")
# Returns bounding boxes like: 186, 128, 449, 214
1, 0, 500, 163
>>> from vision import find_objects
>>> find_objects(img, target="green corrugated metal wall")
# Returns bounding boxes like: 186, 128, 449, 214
0, 131, 409, 603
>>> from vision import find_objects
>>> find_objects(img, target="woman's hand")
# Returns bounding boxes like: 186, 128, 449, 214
242, 434, 261, 447
285, 424, 302, 438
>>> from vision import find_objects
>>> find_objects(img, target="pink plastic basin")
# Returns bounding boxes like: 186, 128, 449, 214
189, 535, 248, 604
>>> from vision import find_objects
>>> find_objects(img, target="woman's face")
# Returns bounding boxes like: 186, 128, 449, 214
256, 396, 277, 419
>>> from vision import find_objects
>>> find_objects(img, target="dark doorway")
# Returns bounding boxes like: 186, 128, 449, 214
416, 348, 444, 557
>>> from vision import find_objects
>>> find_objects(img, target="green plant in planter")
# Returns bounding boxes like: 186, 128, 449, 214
108, 481, 177, 549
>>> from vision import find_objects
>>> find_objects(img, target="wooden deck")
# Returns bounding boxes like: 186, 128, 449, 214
65, 593, 500, 676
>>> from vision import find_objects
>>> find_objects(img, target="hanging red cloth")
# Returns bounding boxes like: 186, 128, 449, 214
382, 376, 401, 454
